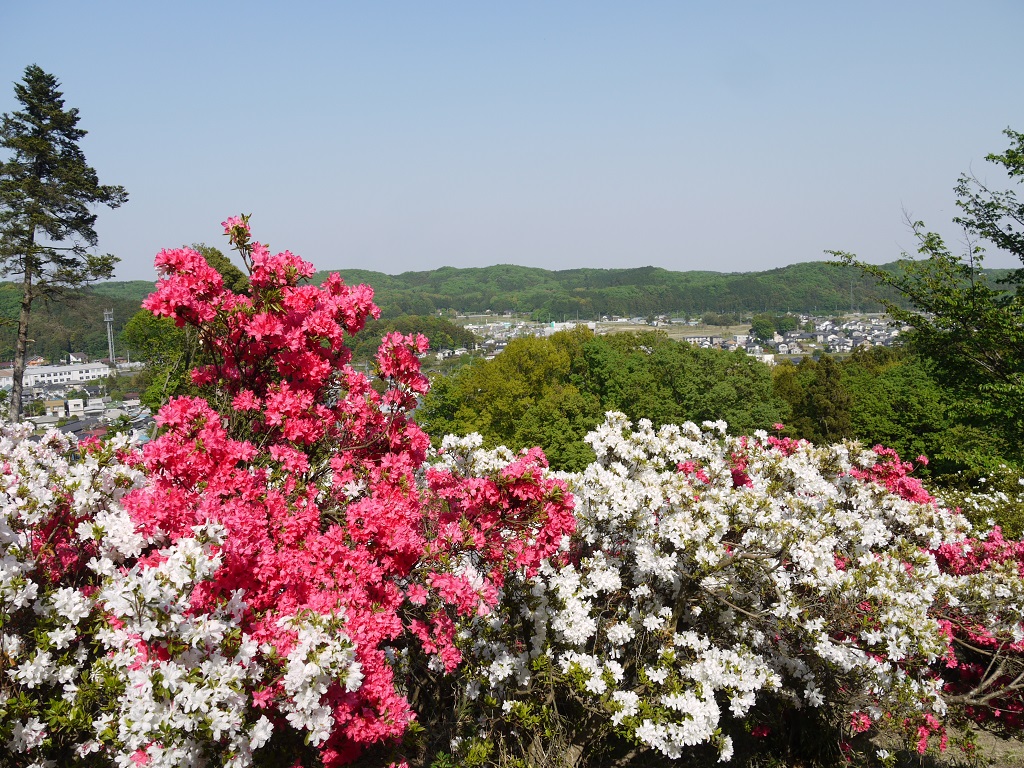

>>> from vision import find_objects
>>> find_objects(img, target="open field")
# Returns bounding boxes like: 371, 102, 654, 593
596, 321, 753, 340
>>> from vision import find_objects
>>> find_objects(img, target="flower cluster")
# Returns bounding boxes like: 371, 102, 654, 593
445, 414, 1002, 764
1, 423, 144, 763
89, 523, 273, 768
933, 526, 1024, 733
122, 220, 575, 766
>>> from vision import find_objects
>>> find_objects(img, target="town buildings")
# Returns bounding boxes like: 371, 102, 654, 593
0, 361, 110, 388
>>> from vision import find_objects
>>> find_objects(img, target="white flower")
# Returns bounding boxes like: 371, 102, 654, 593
11, 651, 55, 688
8, 717, 46, 753
645, 666, 669, 685
611, 690, 640, 725
804, 685, 825, 707
76, 741, 102, 757
718, 735, 734, 762
249, 716, 273, 750
642, 612, 666, 631
606, 622, 635, 645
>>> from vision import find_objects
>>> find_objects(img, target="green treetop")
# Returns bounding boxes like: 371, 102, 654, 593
834, 128, 1024, 472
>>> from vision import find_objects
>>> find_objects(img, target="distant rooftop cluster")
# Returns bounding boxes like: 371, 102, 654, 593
441, 313, 907, 367
0, 356, 153, 443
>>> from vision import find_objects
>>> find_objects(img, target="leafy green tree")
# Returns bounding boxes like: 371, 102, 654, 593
749, 314, 776, 342
774, 348, 1002, 482
775, 355, 852, 444
775, 314, 799, 333
419, 328, 787, 471
834, 128, 1024, 472
512, 385, 602, 470
418, 332, 602, 470
750, 314, 797, 343
120, 309, 197, 409
23, 399, 45, 417
840, 348, 951, 470
703, 312, 741, 326
582, 331, 787, 435
0, 65, 127, 419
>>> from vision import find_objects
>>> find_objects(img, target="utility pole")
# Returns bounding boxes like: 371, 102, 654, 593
104, 309, 115, 364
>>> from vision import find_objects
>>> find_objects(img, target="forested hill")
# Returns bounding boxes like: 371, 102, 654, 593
71, 263, 911, 318
0, 281, 155, 364
0, 261, 1012, 364
306, 261, 934, 319
88, 281, 158, 303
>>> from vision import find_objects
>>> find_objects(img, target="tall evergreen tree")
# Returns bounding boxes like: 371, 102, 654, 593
0, 64, 127, 419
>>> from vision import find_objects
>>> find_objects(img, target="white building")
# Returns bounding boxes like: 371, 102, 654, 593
0, 362, 111, 389
542, 321, 597, 337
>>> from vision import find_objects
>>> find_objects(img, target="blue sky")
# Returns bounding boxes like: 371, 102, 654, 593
2, 2, 1023, 281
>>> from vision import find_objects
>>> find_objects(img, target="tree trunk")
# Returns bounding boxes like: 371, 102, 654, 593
10, 234, 34, 422
527, 734, 585, 768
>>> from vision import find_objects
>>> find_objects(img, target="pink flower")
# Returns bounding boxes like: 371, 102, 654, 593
406, 584, 428, 605
269, 444, 310, 474
917, 726, 930, 753
221, 214, 251, 248
221, 215, 249, 234
232, 390, 261, 411
850, 712, 872, 734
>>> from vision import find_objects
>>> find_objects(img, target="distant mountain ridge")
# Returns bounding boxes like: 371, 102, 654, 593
306, 261, 935, 319
89, 280, 157, 302
1, 261, 1012, 364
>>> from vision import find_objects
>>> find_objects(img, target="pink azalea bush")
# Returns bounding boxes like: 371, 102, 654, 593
933, 527, 1024, 736
2, 217, 1024, 768
1, 218, 574, 768
846, 444, 1024, 741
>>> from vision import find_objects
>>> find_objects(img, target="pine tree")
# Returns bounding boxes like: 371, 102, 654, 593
0, 64, 127, 420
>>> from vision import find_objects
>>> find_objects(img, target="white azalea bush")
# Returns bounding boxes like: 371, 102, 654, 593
937, 463, 1024, 539
438, 414, 1002, 767
0, 424, 360, 767
88, 524, 281, 768
1, 423, 143, 764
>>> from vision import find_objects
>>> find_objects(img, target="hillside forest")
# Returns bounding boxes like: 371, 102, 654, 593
7, 257, 1014, 366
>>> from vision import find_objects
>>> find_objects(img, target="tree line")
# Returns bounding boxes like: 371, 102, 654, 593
0, 282, 140, 364
310, 261, 921, 319
419, 328, 787, 473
